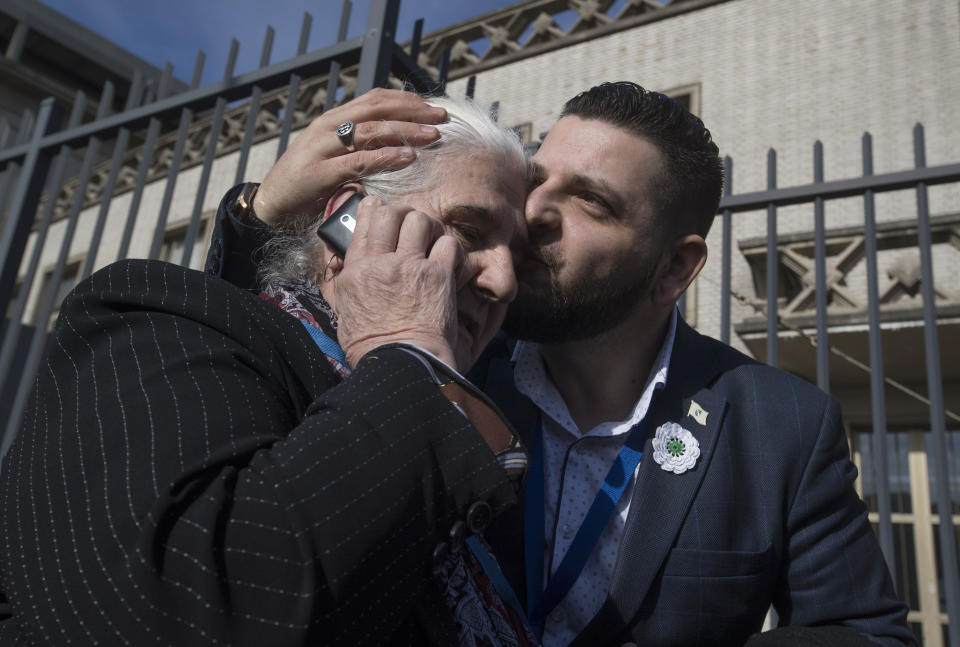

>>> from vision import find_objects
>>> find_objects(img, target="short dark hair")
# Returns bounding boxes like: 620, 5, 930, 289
561, 81, 724, 238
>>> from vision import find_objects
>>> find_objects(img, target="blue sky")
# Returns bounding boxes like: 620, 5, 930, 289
37, 0, 525, 86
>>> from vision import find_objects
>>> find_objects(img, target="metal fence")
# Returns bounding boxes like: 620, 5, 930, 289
0, 0, 958, 643
713, 136, 960, 645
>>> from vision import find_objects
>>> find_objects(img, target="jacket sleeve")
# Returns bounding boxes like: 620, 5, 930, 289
775, 395, 916, 646
0, 260, 516, 645
205, 183, 275, 290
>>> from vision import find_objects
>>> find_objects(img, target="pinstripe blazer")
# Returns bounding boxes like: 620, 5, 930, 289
475, 321, 914, 647
0, 259, 518, 645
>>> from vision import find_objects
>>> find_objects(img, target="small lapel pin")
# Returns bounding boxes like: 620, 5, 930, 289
687, 400, 708, 426
652, 422, 701, 475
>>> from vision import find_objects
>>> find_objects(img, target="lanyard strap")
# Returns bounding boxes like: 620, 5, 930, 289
299, 319, 348, 367
466, 536, 538, 640
525, 406, 654, 636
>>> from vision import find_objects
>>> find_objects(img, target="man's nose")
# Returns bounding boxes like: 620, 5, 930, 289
524, 185, 561, 231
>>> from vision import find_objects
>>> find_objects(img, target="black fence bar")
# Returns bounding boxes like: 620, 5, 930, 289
765, 149, 778, 367
437, 48, 451, 95
175, 40, 240, 267
116, 63, 175, 260
0, 100, 64, 318
325, 0, 353, 113
276, 12, 313, 160
149, 60, 202, 260
0, 95, 86, 397
389, 43, 435, 94
861, 132, 895, 587
720, 156, 732, 345
31, 84, 113, 327
913, 124, 960, 647
410, 17, 424, 63
0, 84, 118, 458
0, 111, 35, 228
356, 0, 401, 94
234, 26, 275, 186
812, 141, 829, 394
80, 71, 146, 280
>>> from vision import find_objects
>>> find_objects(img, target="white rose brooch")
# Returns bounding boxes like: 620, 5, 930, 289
652, 422, 700, 475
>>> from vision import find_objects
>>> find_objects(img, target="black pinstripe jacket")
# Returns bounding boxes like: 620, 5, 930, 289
0, 259, 519, 645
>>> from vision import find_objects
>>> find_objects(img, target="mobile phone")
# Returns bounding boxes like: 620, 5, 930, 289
316, 193, 363, 257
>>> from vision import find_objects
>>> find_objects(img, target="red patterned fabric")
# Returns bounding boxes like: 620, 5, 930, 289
441, 537, 539, 647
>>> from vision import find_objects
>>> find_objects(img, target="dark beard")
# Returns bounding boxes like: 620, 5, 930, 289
502, 251, 654, 344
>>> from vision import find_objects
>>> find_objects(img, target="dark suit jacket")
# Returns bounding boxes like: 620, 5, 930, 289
0, 259, 517, 645
475, 321, 914, 647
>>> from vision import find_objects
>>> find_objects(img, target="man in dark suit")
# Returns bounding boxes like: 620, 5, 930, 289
0, 94, 538, 645
206, 84, 914, 646
475, 82, 912, 646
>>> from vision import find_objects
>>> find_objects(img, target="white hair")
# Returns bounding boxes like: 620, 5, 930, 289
259, 96, 525, 287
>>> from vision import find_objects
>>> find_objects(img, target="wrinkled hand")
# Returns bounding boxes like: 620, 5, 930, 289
333, 197, 464, 370
253, 88, 446, 226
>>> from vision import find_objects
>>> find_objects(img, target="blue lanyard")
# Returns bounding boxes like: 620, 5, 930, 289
524, 406, 654, 636
299, 320, 348, 367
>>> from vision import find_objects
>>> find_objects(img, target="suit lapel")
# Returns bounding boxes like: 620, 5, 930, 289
572, 319, 729, 646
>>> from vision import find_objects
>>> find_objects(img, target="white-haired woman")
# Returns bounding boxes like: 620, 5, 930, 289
207, 90, 537, 644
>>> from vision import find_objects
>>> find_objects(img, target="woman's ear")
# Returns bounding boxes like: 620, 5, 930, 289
322, 183, 365, 221
315, 183, 364, 285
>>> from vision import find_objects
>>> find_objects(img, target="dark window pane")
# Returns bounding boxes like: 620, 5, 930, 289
908, 622, 922, 646
892, 522, 919, 610
858, 432, 877, 512
876, 522, 919, 610
856, 431, 911, 513
35, 259, 81, 326
932, 524, 960, 614
926, 431, 960, 515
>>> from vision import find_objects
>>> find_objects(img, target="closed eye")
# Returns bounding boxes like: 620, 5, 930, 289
448, 223, 483, 248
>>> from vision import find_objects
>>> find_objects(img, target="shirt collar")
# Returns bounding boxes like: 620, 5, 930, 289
511, 308, 678, 438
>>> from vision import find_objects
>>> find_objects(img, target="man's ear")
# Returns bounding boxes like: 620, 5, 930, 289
652, 234, 708, 307
322, 183, 365, 221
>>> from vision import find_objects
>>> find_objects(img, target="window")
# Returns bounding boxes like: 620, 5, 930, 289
35, 258, 82, 328
158, 211, 214, 269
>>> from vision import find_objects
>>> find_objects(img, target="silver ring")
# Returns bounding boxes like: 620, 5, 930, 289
336, 121, 356, 151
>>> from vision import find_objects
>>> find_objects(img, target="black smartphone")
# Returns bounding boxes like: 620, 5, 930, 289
316, 193, 363, 257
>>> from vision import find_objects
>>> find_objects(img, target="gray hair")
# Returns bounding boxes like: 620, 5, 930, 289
258, 95, 525, 287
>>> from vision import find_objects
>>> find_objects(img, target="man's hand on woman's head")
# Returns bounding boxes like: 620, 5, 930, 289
252, 88, 446, 227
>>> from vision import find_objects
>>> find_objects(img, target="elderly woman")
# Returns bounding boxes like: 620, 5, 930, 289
0, 93, 534, 645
